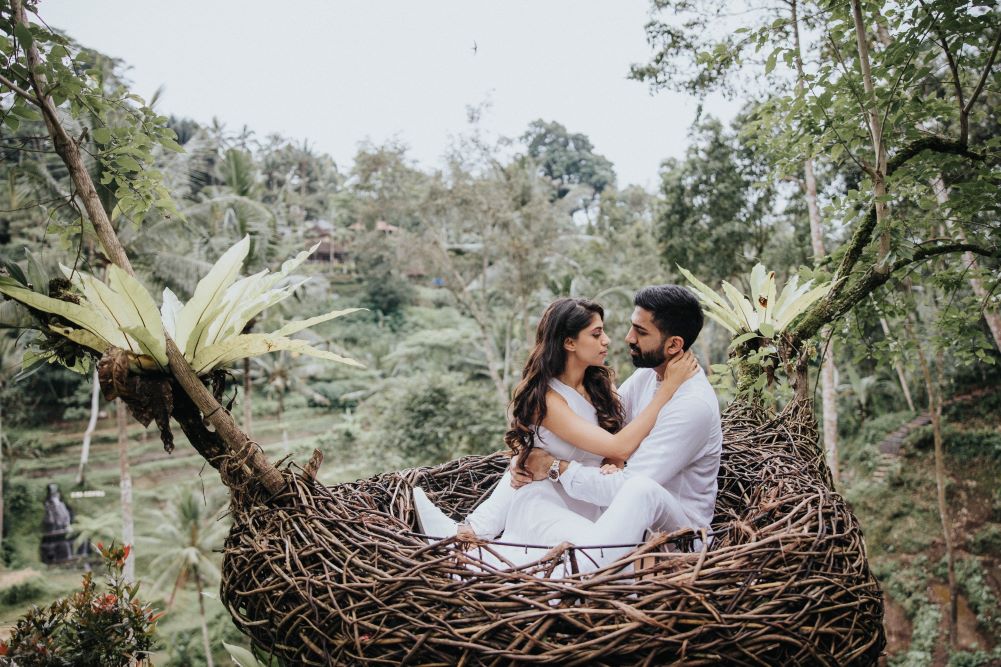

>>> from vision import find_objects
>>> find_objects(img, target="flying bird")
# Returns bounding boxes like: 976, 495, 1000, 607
471, 41, 478, 55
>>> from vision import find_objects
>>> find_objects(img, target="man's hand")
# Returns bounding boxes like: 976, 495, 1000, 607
509, 449, 555, 488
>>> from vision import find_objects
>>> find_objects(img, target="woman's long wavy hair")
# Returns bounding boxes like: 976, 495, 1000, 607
505, 298, 625, 469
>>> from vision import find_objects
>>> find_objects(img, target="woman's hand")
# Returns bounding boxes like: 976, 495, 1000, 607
660, 350, 699, 393
599, 457, 625, 475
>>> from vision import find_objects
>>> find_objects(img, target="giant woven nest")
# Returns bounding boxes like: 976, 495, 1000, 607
219, 398, 886, 665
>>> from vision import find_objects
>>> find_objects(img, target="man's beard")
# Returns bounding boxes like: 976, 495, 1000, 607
629, 343, 667, 368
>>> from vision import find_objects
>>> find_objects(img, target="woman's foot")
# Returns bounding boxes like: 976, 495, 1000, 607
412, 486, 458, 543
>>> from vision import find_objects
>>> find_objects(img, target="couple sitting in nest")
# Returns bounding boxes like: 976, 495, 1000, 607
414, 285, 723, 573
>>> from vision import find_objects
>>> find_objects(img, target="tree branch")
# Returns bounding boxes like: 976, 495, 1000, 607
808, 132, 990, 339
826, 33, 877, 172
918, 0, 967, 142
965, 28, 1001, 115
791, 241, 998, 343
0, 71, 40, 104
887, 136, 985, 175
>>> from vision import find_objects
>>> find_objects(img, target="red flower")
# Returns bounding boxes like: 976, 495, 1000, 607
93, 592, 118, 612
0, 641, 8, 655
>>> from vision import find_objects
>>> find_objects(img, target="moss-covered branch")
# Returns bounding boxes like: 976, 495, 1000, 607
790, 242, 998, 343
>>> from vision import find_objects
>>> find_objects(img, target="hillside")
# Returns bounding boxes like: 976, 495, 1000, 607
842, 389, 1001, 666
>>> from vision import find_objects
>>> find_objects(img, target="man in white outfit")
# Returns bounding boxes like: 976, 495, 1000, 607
512, 285, 723, 554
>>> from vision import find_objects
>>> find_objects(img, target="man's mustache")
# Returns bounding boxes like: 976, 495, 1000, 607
629, 344, 641, 355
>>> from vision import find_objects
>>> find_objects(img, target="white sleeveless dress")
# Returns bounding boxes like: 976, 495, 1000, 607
464, 379, 604, 549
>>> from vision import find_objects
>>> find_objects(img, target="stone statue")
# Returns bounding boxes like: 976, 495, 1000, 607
40, 483, 75, 564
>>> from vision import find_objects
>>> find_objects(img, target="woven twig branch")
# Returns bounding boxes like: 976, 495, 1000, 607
220, 399, 885, 665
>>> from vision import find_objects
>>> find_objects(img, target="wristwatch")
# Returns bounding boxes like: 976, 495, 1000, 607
547, 458, 561, 482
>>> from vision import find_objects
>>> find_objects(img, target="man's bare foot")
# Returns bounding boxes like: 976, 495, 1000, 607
456, 523, 486, 546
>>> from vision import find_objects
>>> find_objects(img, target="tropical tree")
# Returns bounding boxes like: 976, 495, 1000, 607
76, 368, 100, 485
0, 332, 23, 554
656, 115, 781, 285
633, 0, 1000, 389
521, 118, 616, 209
634, 0, 1000, 644
143, 486, 229, 667
116, 397, 134, 582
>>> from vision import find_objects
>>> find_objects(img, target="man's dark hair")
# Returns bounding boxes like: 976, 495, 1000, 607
634, 285, 704, 351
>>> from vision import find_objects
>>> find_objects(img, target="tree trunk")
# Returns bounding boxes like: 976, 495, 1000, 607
117, 399, 135, 583
195, 570, 216, 667
910, 319, 958, 647
820, 341, 839, 483
11, 0, 283, 496
850, 0, 892, 270
242, 358, 253, 438
879, 317, 916, 411
279, 394, 288, 453
931, 175, 1001, 352
77, 368, 101, 486
792, 0, 839, 483
168, 379, 230, 469
0, 398, 4, 557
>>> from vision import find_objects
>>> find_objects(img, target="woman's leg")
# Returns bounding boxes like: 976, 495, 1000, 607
414, 470, 518, 543
412, 487, 457, 542
465, 470, 516, 539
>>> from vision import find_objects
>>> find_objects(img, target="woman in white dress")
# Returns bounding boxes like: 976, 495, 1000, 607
414, 297, 696, 568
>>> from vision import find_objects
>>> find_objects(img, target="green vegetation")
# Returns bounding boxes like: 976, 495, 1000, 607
0, 0, 998, 663
1, 544, 160, 665
844, 386, 1001, 662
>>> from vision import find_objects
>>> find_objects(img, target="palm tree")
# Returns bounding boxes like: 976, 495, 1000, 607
116, 398, 134, 582
838, 366, 884, 426
76, 368, 101, 486
143, 487, 229, 667
253, 349, 330, 452
0, 334, 24, 554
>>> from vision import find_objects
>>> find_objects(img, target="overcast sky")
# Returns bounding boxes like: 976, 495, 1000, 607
43, 0, 740, 189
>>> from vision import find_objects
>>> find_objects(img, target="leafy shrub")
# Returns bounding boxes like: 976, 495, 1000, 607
873, 557, 932, 618
952, 557, 1000, 636
947, 648, 1001, 667
357, 372, 505, 468
0, 543, 161, 666
2, 479, 40, 567
944, 386, 1001, 425
0, 578, 46, 607
970, 524, 1001, 556
909, 426, 1001, 462
887, 602, 940, 667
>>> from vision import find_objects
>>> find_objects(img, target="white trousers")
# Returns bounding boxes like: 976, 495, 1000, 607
465, 474, 692, 573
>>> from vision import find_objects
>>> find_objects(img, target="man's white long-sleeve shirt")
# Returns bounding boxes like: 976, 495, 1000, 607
558, 368, 723, 529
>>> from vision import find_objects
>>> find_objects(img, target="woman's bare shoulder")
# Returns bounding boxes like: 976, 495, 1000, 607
545, 387, 570, 407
